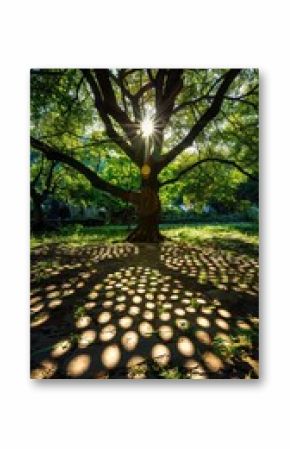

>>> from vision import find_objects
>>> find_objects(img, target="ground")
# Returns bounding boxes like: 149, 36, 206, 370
30, 223, 259, 379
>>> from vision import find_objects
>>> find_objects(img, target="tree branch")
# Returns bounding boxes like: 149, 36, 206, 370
160, 157, 258, 187
158, 69, 241, 171
81, 69, 140, 165
31, 137, 140, 204
31, 155, 44, 188
94, 69, 137, 139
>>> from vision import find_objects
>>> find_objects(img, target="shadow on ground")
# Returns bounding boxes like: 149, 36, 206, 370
30, 242, 259, 379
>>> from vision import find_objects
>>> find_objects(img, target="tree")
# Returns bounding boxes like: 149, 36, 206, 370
30, 153, 57, 230
31, 69, 258, 241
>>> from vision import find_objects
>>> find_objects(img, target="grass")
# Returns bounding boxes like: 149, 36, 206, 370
31, 222, 258, 250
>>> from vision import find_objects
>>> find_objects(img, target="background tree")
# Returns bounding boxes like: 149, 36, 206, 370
31, 68, 258, 241
30, 153, 57, 230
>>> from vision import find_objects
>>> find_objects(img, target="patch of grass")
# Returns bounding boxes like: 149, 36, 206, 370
163, 222, 258, 246
31, 222, 258, 253
73, 305, 87, 319
159, 367, 183, 379
31, 224, 128, 247
212, 324, 258, 362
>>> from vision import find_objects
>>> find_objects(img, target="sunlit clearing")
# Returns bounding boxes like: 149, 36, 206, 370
141, 116, 154, 137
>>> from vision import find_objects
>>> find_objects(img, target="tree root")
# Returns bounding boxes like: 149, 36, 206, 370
126, 225, 165, 243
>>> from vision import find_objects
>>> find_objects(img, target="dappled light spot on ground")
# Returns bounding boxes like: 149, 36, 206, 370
139, 321, 154, 338
31, 312, 50, 328
177, 337, 195, 357
31, 302, 45, 313
51, 339, 72, 358
132, 295, 142, 304
195, 330, 211, 345
97, 311, 111, 324
152, 344, 170, 367
48, 299, 62, 309
85, 301, 97, 310
103, 300, 113, 309
129, 306, 140, 316
75, 315, 92, 329
101, 345, 121, 369
196, 316, 210, 328
30, 241, 258, 379
30, 295, 42, 305
174, 308, 186, 316
121, 331, 139, 351
215, 318, 230, 330
46, 290, 60, 299
217, 308, 231, 318
158, 325, 174, 341
143, 310, 154, 320
184, 359, 207, 379
66, 354, 91, 377
160, 244, 259, 297
78, 329, 97, 348
115, 303, 126, 312
31, 359, 57, 379
203, 352, 224, 372
237, 320, 251, 330
119, 316, 133, 329
201, 306, 213, 315
99, 324, 116, 342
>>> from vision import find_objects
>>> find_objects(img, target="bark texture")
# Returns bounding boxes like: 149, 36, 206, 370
127, 185, 164, 243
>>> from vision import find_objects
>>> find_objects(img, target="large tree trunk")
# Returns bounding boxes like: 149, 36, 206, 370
127, 184, 164, 243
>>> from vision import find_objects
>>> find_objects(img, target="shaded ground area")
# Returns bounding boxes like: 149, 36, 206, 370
31, 225, 259, 379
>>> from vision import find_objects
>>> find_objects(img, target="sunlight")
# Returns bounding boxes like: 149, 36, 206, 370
101, 344, 121, 369
141, 116, 154, 137
66, 354, 91, 377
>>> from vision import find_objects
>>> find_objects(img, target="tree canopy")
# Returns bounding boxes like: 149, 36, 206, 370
30, 68, 258, 239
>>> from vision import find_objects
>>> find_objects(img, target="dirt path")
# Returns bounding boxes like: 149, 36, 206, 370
30, 242, 259, 379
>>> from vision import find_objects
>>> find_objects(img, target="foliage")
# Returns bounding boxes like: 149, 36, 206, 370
30, 69, 259, 220
212, 324, 258, 362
